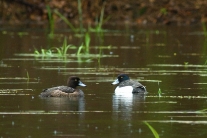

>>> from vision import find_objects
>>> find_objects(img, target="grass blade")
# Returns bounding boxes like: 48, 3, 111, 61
78, 0, 83, 33
77, 44, 83, 55
85, 32, 90, 54
54, 10, 77, 33
46, 5, 54, 37
144, 121, 159, 138
158, 88, 162, 97
55, 47, 62, 56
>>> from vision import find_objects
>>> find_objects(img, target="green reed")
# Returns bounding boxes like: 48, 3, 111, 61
197, 109, 207, 112
158, 88, 162, 97
34, 37, 76, 57
26, 70, 30, 82
76, 32, 90, 55
95, 6, 105, 32
34, 48, 53, 57
55, 37, 74, 56
202, 22, 207, 38
202, 22, 207, 55
85, 32, 90, 54
77, 43, 83, 56
89, 5, 109, 33
158, 82, 162, 97
78, 0, 83, 33
143, 121, 160, 138
24, 69, 30, 84
204, 60, 207, 65
196, 108, 207, 116
54, 10, 77, 33
46, 5, 54, 38
54, 1, 108, 33
184, 62, 189, 65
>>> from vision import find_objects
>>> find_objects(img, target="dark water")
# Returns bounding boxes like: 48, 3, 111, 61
1, 25, 207, 137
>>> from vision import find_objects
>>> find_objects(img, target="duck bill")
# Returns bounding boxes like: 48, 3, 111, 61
78, 81, 86, 87
112, 79, 119, 85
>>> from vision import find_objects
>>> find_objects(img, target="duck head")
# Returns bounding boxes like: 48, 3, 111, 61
67, 76, 86, 88
112, 74, 130, 85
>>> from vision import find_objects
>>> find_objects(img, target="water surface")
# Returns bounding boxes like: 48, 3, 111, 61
0, 25, 207, 137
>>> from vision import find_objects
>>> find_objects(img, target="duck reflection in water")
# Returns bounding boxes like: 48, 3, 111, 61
41, 97, 85, 111
112, 74, 147, 121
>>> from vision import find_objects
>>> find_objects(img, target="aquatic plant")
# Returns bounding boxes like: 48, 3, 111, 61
157, 82, 162, 97
46, 5, 55, 38
184, 62, 189, 65
34, 48, 54, 57
202, 22, 207, 55
97, 48, 102, 68
143, 121, 160, 138
202, 22, 207, 39
85, 32, 90, 54
34, 34, 90, 57
76, 32, 90, 55
26, 70, 30, 82
54, 37, 75, 56
160, 8, 167, 15
26, 71, 29, 80
197, 109, 207, 112
196, 108, 207, 116
89, 5, 110, 33
54, 1, 108, 33
34, 48, 53, 56
17, 32, 28, 37
77, 0, 83, 33
54, 10, 77, 33
158, 88, 162, 97
184, 62, 189, 69
54, 0, 84, 33
77, 43, 83, 56
94, 6, 105, 32
204, 60, 207, 65
34, 37, 77, 57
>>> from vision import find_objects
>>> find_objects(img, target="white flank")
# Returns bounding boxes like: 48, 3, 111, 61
114, 86, 133, 97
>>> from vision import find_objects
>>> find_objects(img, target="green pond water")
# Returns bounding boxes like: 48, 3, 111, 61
0, 25, 207, 137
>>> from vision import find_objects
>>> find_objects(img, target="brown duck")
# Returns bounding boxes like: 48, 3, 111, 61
40, 76, 86, 97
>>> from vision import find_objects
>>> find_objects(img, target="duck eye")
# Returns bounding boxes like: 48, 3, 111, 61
74, 79, 77, 81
